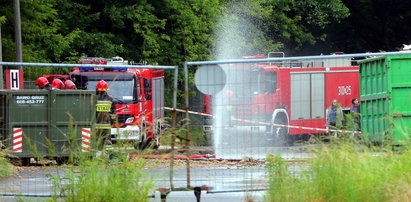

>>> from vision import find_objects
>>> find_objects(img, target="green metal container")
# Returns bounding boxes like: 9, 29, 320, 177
0, 90, 95, 158
359, 54, 411, 145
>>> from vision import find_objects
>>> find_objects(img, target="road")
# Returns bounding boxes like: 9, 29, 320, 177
0, 145, 312, 201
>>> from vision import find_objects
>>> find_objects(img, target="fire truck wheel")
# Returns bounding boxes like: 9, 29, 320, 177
136, 138, 147, 150
271, 113, 293, 146
152, 136, 160, 149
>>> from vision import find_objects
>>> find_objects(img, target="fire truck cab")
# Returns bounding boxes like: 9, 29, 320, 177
70, 57, 165, 149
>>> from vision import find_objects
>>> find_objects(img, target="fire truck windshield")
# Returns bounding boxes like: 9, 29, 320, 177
224, 67, 266, 98
70, 72, 137, 103
87, 80, 134, 101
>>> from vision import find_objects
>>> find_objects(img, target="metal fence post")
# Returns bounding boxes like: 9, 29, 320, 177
184, 62, 191, 188
169, 66, 179, 189
13, 0, 23, 70
0, 23, 3, 89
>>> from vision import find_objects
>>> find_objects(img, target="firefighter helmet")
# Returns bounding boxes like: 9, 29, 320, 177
63, 80, 76, 89
96, 80, 109, 91
52, 79, 65, 89
35, 77, 49, 88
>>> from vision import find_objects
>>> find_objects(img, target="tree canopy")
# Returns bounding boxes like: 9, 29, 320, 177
1, 0, 411, 104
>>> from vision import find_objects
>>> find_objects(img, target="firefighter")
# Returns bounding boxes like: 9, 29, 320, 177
35, 77, 52, 90
95, 80, 114, 151
63, 80, 77, 89
51, 79, 65, 90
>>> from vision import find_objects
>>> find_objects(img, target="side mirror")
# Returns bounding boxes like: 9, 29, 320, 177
144, 78, 151, 93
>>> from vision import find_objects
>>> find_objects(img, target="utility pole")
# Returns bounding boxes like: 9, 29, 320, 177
0, 23, 3, 89
14, 0, 23, 70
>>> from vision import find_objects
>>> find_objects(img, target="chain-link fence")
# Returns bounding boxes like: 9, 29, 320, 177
1, 51, 411, 200
0, 61, 178, 200
181, 51, 411, 194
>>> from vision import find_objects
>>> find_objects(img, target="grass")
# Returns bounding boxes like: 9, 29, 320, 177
266, 138, 411, 201
0, 151, 12, 178
160, 119, 210, 146
51, 153, 153, 202
47, 114, 154, 201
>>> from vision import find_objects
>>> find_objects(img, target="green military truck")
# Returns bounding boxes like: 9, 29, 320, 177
0, 90, 95, 165
359, 54, 411, 146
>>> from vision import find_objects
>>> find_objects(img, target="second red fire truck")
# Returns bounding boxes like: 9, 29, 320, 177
203, 53, 360, 145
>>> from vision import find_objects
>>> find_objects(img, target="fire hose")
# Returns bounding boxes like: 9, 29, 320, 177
163, 107, 361, 134
129, 154, 216, 159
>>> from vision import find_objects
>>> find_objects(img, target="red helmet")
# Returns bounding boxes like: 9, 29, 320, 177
96, 80, 109, 91
35, 77, 49, 88
63, 80, 76, 89
52, 79, 65, 89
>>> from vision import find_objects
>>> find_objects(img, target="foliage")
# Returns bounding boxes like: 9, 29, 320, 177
266, 140, 411, 201
0, 16, 6, 24
0, 0, 82, 79
257, 0, 350, 53
52, 159, 153, 202
3, 0, 411, 102
0, 151, 12, 178
213, 0, 283, 59
48, 118, 153, 201
161, 117, 210, 146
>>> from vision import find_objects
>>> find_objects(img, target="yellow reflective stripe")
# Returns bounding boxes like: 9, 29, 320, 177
96, 124, 111, 129
96, 103, 112, 112
96, 126, 111, 129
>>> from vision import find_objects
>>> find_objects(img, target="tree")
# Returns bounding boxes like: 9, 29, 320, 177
260, 0, 350, 55
213, 0, 283, 59
0, 0, 82, 79
318, 0, 411, 53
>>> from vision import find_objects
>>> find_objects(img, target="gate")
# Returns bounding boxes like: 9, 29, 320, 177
0, 61, 178, 200
0, 51, 409, 200
178, 51, 411, 195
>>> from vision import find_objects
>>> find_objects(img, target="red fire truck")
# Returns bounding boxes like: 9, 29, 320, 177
46, 56, 165, 149
203, 53, 359, 145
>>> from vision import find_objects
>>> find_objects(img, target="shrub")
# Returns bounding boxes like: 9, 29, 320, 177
0, 151, 12, 178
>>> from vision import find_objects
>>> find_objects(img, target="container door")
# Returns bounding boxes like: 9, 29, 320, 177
291, 73, 325, 120
49, 90, 95, 156
9, 91, 49, 157
291, 74, 310, 120
311, 73, 325, 119
152, 77, 164, 119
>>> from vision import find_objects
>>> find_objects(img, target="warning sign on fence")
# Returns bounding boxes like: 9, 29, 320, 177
5, 69, 24, 90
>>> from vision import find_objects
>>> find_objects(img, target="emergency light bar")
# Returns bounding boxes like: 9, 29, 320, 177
79, 56, 128, 71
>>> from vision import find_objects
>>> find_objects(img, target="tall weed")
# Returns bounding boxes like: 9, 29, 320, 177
266, 140, 411, 201
52, 157, 153, 202
0, 151, 11, 178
